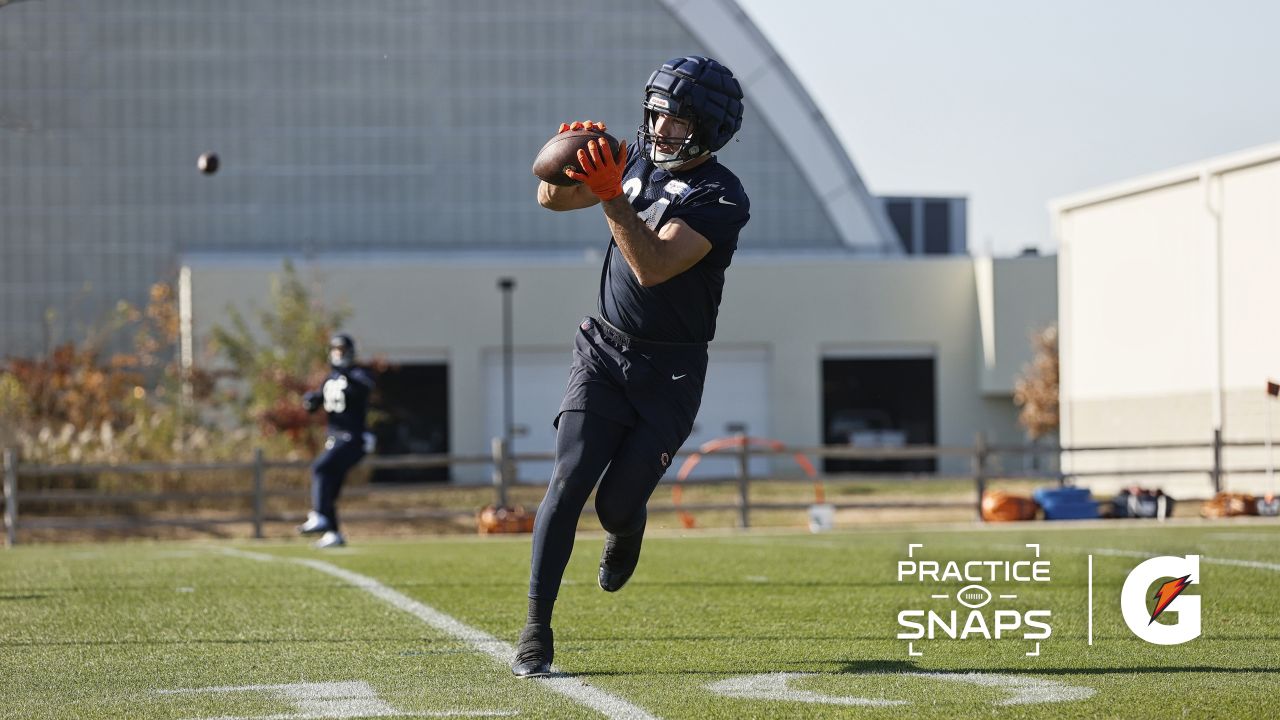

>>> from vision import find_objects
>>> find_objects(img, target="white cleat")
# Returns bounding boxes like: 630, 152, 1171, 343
296, 511, 332, 535
314, 531, 346, 549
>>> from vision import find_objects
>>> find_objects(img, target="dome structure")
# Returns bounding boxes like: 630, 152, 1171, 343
0, 0, 896, 354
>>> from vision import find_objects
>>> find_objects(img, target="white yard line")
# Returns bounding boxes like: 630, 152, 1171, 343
988, 542, 1280, 573
1084, 546, 1280, 573
218, 547, 660, 720
156, 679, 517, 718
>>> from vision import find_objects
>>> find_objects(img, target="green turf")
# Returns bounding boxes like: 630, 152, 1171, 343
2, 521, 1279, 719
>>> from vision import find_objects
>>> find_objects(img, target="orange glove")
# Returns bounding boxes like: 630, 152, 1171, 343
565, 136, 628, 201
558, 120, 606, 133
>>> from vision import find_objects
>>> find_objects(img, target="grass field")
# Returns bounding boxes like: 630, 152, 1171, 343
3, 520, 1279, 719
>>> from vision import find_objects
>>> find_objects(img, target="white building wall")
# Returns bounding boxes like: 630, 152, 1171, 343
976, 256, 1058, 396
1062, 181, 1215, 404
186, 254, 1055, 482
1053, 143, 1280, 495
1220, 161, 1280, 393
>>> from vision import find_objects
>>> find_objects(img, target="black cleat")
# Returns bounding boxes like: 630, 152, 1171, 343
511, 624, 553, 678
598, 531, 643, 593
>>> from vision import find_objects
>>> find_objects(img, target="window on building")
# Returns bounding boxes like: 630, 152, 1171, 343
885, 200, 914, 255
878, 196, 966, 255
923, 200, 951, 255
369, 363, 450, 483
821, 357, 937, 473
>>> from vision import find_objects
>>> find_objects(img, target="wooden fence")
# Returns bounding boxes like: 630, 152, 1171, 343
4, 430, 1271, 546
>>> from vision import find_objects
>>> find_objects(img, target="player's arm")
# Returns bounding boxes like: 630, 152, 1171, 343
536, 121, 605, 212
568, 137, 710, 286
537, 180, 598, 211
601, 202, 710, 286
350, 369, 375, 403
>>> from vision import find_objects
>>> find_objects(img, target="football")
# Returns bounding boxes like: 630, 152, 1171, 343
531, 129, 621, 186
197, 151, 219, 175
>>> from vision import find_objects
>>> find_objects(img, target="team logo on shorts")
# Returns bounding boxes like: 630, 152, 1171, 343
660, 452, 670, 468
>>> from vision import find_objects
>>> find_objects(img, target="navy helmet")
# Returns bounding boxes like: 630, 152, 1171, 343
639, 56, 744, 170
329, 333, 355, 368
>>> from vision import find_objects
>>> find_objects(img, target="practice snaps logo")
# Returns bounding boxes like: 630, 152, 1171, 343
1121, 554, 1201, 645
895, 543, 1053, 657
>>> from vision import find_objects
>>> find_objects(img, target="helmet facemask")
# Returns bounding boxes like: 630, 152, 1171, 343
639, 95, 707, 171
329, 334, 355, 369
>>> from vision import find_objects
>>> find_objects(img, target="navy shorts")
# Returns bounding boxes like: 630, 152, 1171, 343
556, 317, 709, 460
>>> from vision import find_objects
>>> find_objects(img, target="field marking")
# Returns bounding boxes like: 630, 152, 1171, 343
990, 542, 1280, 574
1205, 532, 1280, 541
694, 517, 1280, 543
155, 680, 517, 719
156, 680, 410, 719
218, 548, 659, 720
707, 672, 1094, 707
919, 672, 1094, 705
707, 673, 907, 707
1085, 546, 1280, 573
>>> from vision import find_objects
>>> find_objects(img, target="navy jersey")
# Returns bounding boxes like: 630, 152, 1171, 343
598, 151, 750, 344
316, 367, 374, 435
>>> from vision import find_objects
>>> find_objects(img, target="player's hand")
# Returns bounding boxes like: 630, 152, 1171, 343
565, 137, 628, 201
303, 391, 322, 413
558, 120, 606, 133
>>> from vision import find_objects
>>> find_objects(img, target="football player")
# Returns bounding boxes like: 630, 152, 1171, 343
514, 56, 749, 676
298, 333, 375, 548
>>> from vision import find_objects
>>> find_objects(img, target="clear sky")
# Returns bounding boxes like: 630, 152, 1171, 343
734, 0, 1280, 256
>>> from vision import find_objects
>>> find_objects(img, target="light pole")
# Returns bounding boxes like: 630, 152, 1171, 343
497, 278, 516, 500
1266, 380, 1279, 508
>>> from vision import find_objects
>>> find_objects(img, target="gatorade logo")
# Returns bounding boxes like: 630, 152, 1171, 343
1121, 555, 1201, 645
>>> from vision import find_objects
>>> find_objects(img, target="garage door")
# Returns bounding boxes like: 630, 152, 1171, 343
681, 346, 772, 480
484, 346, 770, 483
483, 349, 573, 483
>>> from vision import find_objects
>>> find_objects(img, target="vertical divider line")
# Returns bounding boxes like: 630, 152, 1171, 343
1088, 554, 1094, 646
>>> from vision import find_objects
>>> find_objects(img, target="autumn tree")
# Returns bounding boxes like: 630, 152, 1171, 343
1014, 324, 1059, 440
208, 261, 349, 452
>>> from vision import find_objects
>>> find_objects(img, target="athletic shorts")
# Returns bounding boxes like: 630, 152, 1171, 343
556, 316, 709, 458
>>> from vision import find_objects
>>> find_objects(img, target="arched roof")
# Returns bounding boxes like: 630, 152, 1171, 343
0, 0, 901, 357
660, 0, 900, 254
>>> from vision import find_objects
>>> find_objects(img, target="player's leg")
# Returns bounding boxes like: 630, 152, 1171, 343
298, 442, 338, 535
315, 440, 364, 548
594, 339, 705, 592
316, 447, 343, 531
514, 409, 627, 677
593, 420, 673, 592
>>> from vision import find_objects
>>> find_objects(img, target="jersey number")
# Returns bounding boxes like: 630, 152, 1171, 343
323, 376, 348, 414
622, 177, 642, 203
